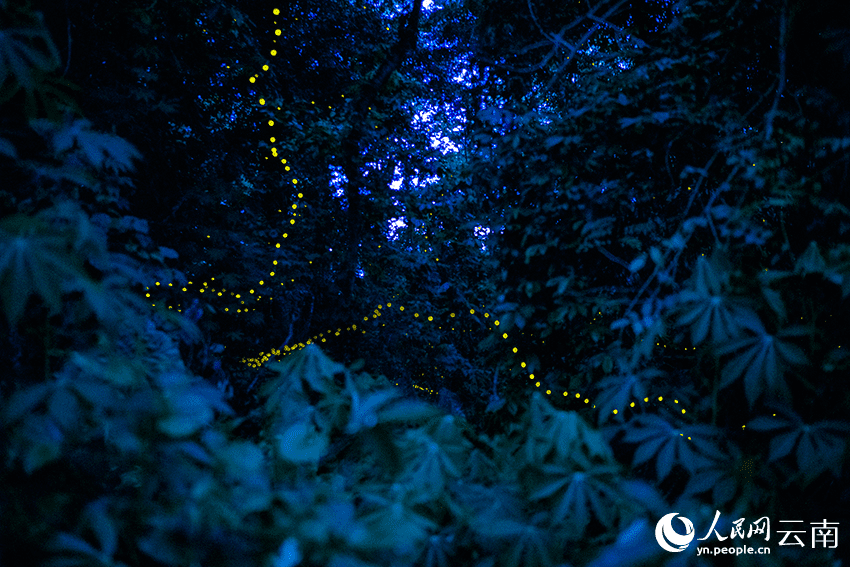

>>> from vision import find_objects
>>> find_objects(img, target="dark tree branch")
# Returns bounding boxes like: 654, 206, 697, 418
339, 0, 424, 299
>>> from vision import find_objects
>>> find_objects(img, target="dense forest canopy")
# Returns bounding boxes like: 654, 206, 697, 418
1, 0, 849, 565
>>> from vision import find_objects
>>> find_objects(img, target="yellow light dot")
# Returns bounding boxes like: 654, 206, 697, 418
658, 396, 663, 401
273, 260, 278, 265
428, 316, 433, 321
276, 243, 281, 248
268, 120, 274, 126
275, 29, 281, 36
283, 233, 288, 238
521, 362, 526, 368
290, 219, 295, 225
273, 8, 280, 14
613, 409, 618, 414
484, 313, 489, 318
271, 49, 277, 56
630, 402, 635, 407
529, 374, 535, 379
414, 313, 419, 318
249, 77, 256, 83
297, 193, 303, 198
502, 333, 508, 339
259, 281, 264, 285
470, 309, 475, 314
563, 392, 568, 396
681, 409, 686, 414
259, 98, 265, 105
512, 347, 518, 353
182, 288, 187, 292
263, 65, 269, 71
145, 293, 150, 297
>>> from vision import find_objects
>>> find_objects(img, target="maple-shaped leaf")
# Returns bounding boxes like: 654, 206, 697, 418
717, 326, 808, 408
0, 214, 89, 324
621, 415, 722, 481
747, 413, 850, 483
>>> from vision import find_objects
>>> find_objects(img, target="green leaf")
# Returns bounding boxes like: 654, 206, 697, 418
0, 16, 61, 96
21, 415, 64, 473
276, 420, 329, 464
719, 331, 804, 407
761, 286, 786, 320
157, 391, 214, 437
3, 381, 51, 423
265, 344, 344, 398
270, 538, 302, 567
376, 398, 442, 424
345, 377, 401, 434
0, 216, 88, 324
40, 118, 141, 172
47, 386, 80, 431
82, 498, 118, 558
795, 241, 826, 274
0, 137, 16, 158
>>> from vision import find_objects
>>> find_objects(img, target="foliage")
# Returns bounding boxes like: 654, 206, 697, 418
1, 0, 849, 565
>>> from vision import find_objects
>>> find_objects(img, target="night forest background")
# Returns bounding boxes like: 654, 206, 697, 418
1, 0, 849, 565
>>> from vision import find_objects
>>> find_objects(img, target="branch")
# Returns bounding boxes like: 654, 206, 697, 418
340, 0, 424, 296
62, 0, 72, 77
763, 0, 788, 144
597, 245, 630, 270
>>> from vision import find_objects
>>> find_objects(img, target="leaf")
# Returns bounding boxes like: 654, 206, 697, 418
628, 255, 646, 273
0, 18, 61, 96
158, 246, 179, 259
50, 533, 101, 558
761, 286, 786, 320
270, 538, 302, 567
83, 498, 118, 558
157, 391, 215, 437
544, 135, 564, 148
376, 398, 442, 424
0, 216, 89, 324
265, 344, 344, 398
42, 118, 141, 172
719, 332, 803, 407
345, 378, 400, 434
769, 431, 799, 461
622, 415, 720, 482
0, 137, 16, 158
276, 420, 329, 464
21, 415, 64, 473
795, 241, 826, 274
47, 386, 80, 431
3, 381, 51, 423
